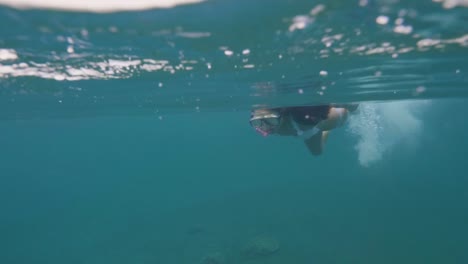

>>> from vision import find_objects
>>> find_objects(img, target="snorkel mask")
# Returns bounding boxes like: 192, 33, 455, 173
249, 112, 281, 137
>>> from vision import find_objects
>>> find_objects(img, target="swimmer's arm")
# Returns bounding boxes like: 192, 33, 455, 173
304, 132, 324, 156
304, 131, 330, 156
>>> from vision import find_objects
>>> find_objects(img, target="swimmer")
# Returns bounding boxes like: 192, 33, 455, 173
249, 104, 358, 155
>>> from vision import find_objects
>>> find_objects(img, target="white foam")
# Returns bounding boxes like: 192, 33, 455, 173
289, 15, 314, 32
310, 4, 325, 16
393, 25, 413, 35
376, 15, 389, 25
347, 101, 427, 167
347, 104, 383, 167
417, 34, 468, 49
433, 0, 468, 9
0, 49, 18, 61
0, 58, 176, 81
0, 0, 205, 12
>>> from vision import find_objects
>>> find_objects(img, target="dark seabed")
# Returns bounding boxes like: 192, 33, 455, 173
1, 0, 468, 263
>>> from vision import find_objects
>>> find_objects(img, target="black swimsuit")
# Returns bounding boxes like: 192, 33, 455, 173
286, 105, 330, 126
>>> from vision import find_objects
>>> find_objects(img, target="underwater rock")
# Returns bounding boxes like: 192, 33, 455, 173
241, 235, 280, 258
200, 252, 225, 264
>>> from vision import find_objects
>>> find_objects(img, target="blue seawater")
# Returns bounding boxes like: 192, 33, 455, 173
1, 0, 468, 263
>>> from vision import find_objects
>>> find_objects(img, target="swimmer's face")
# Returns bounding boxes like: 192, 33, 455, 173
250, 108, 281, 136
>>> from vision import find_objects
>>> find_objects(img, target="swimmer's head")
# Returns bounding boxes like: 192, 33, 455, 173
249, 108, 282, 136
